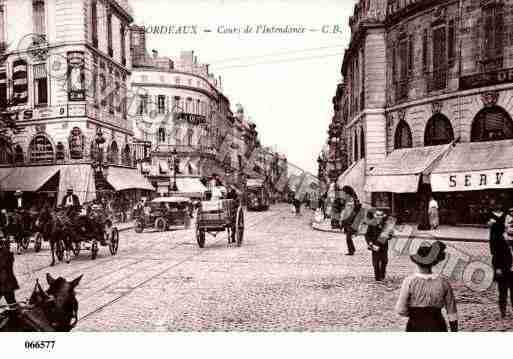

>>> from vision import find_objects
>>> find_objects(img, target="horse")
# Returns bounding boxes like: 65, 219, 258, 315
46, 208, 74, 266
0, 273, 82, 332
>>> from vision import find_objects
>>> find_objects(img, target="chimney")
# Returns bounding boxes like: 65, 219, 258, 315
152, 49, 158, 59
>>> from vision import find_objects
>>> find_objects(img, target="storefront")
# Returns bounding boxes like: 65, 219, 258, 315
430, 139, 513, 225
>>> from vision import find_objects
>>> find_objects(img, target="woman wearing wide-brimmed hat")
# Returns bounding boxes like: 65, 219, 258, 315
395, 241, 458, 332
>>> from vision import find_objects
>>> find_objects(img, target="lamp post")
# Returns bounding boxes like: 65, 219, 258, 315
170, 148, 179, 192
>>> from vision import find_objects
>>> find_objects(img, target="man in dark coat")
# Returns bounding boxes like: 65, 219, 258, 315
488, 202, 512, 318
0, 239, 19, 308
61, 188, 80, 211
365, 209, 389, 281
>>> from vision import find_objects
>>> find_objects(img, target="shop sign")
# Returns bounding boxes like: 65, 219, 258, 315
33, 105, 67, 120
431, 168, 513, 192
459, 67, 513, 91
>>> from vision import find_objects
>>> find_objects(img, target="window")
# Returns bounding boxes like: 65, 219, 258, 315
396, 38, 409, 100
138, 95, 148, 115
0, 138, 12, 164
29, 134, 54, 163
0, 5, 5, 49
353, 131, 358, 162
99, 73, 106, 107
471, 106, 513, 142
158, 127, 166, 143
0, 69, 7, 107
483, 3, 504, 71
186, 129, 193, 146
120, 25, 126, 65
186, 97, 192, 113
360, 129, 365, 159
408, 34, 414, 74
392, 42, 397, 84
91, 0, 98, 47
115, 82, 121, 112
107, 10, 113, 57
55, 142, 65, 161
157, 95, 165, 114
12, 59, 28, 105
448, 20, 456, 65
424, 114, 454, 146
108, 69, 114, 113
122, 144, 131, 166
108, 141, 119, 163
394, 120, 413, 149
69, 127, 84, 159
32, 0, 45, 36
92, 56, 98, 105
14, 145, 24, 164
431, 26, 447, 91
33, 63, 47, 106
422, 29, 429, 74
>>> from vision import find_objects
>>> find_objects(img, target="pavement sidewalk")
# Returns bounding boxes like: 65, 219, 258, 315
312, 220, 488, 243
115, 220, 134, 232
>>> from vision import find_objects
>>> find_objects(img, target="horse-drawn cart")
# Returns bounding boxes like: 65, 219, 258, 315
195, 199, 244, 248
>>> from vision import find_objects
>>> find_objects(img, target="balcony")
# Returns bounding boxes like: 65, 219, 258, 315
152, 144, 217, 158
428, 69, 448, 92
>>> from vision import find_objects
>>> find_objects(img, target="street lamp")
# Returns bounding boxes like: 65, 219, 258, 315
170, 148, 179, 192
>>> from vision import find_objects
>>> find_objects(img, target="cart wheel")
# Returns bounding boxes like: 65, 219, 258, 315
196, 226, 205, 248
91, 240, 98, 260
155, 218, 167, 232
56, 239, 65, 261
109, 228, 119, 255
135, 219, 144, 233
34, 232, 42, 252
235, 207, 244, 247
72, 241, 81, 257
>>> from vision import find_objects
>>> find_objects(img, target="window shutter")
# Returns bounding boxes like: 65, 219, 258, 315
422, 29, 429, 74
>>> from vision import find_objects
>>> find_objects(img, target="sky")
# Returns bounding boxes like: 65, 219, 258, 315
130, 0, 356, 174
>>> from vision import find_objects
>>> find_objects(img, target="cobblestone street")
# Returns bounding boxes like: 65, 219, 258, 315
10, 204, 513, 331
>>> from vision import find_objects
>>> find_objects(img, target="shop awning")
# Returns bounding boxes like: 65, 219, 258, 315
58, 164, 96, 205
431, 139, 513, 192
105, 166, 155, 192
172, 177, 206, 198
0, 165, 60, 192
337, 158, 367, 202
365, 144, 451, 193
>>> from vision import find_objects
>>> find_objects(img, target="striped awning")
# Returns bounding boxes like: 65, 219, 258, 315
105, 166, 155, 192
0, 166, 60, 192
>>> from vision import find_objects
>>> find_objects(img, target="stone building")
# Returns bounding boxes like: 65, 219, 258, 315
337, 0, 513, 225
0, 0, 153, 209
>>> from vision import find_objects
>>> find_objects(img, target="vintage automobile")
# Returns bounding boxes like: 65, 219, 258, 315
134, 197, 192, 233
246, 178, 270, 211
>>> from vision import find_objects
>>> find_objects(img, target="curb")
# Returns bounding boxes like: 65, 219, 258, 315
311, 223, 488, 244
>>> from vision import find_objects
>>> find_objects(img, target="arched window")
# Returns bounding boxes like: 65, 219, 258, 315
14, 145, 24, 164
360, 129, 365, 158
29, 134, 54, 163
394, 120, 413, 149
122, 144, 131, 166
69, 127, 84, 159
0, 138, 13, 164
108, 141, 119, 164
56, 142, 65, 161
158, 127, 166, 143
424, 114, 454, 146
471, 106, 513, 142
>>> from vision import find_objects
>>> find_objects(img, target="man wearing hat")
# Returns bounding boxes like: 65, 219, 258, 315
0, 237, 19, 313
365, 208, 390, 282
61, 188, 80, 212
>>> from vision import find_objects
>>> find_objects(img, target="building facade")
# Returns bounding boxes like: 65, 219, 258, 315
337, 0, 513, 225
0, 0, 153, 208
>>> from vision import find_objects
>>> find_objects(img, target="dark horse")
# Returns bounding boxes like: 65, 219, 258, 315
0, 273, 82, 331
41, 208, 74, 266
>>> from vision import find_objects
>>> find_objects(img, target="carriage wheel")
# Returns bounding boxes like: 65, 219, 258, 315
56, 239, 65, 261
235, 207, 244, 247
109, 228, 119, 255
91, 240, 99, 260
72, 241, 81, 257
196, 225, 206, 248
34, 232, 43, 253
155, 217, 167, 232
135, 219, 144, 233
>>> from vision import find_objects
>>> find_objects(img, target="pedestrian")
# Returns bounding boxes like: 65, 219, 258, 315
365, 209, 390, 281
488, 202, 512, 318
0, 236, 19, 312
340, 186, 360, 256
428, 196, 439, 230
395, 241, 458, 332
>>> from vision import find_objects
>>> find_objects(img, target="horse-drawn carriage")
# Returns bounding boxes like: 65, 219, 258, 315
2, 210, 44, 254
195, 198, 244, 248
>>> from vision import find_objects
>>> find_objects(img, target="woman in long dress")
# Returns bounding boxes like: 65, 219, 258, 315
395, 241, 458, 331
428, 197, 439, 229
